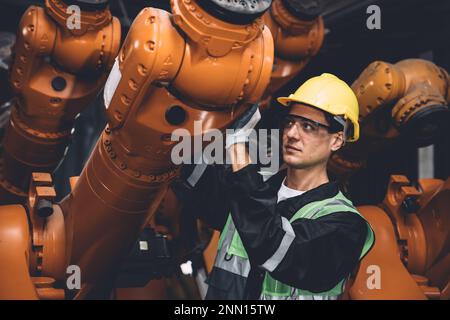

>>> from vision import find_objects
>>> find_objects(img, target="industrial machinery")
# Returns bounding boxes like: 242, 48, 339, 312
350, 174, 450, 299
0, 0, 121, 204
0, 0, 448, 300
259, 0, 324, 109
329, 59, 450, 178
0, 0, 274, 299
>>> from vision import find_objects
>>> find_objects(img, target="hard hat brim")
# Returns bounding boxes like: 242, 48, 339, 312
277, 96, 326, 113
277, 96, 299, 106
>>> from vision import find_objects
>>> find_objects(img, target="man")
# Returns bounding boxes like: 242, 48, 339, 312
181, 73, 375, 300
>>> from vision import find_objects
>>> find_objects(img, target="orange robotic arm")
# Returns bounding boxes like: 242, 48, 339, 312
260, 0, 324, 109
349, 174, 450, 300
0, 0, 120, 203
329, 59, 449, 177
349, 204, 427, 300
36, 0, 273, 299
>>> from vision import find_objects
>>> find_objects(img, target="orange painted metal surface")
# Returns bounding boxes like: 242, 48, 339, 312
329, 59, 450, 177
260, 0, 324, 109
57, 1, 273, 297
0, 204, 38, 299
0, 0, 120, 203
350, 205, 426, 299
0, 1, 447, 301
350, 175, 450, 299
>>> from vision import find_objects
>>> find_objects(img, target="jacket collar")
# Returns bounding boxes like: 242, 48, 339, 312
266, 169, 340, 221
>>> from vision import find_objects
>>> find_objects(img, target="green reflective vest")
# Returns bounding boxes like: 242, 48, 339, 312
215, 191, 375, 299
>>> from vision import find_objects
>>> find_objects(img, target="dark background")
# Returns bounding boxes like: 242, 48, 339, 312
0, 0, 449, 205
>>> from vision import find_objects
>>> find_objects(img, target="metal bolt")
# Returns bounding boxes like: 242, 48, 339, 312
401, 196, 420, 214
51, 76, 66, 92
36, 199, 54, 218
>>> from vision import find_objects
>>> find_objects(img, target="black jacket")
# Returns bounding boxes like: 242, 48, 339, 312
179, 164, 368, 297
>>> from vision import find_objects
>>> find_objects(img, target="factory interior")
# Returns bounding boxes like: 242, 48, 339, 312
0, 0, 448, 300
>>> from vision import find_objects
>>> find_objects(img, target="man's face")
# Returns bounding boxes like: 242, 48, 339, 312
282, 103, 344, 169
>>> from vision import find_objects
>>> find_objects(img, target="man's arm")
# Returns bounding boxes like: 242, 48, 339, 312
172, 104, 261, 231
229, 143, 253, 172
172, 164, 231, 231
226, 164, 368, 293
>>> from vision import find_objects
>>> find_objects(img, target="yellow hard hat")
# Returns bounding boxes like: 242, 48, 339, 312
277, 73, 360, 142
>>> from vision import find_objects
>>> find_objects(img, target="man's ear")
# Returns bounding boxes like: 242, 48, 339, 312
330, 132, 345, 152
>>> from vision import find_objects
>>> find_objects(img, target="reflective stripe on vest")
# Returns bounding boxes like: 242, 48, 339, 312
215, 191, 375, 300
215, 213, 251, 278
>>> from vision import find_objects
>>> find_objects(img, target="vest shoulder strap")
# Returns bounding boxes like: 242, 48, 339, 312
290, 191, 357, 222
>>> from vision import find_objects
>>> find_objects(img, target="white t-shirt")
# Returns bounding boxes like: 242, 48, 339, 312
277, 178, 305, 203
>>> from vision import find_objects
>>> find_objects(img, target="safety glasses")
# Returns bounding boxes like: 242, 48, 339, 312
281, 114, 332, 137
